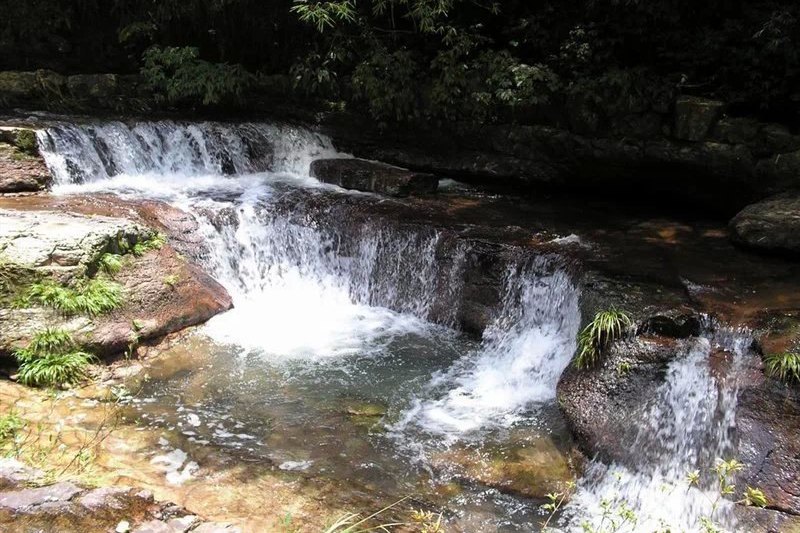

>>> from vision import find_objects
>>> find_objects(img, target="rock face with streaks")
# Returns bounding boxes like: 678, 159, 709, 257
0, 127, 51, 193
730, 194, 800, 255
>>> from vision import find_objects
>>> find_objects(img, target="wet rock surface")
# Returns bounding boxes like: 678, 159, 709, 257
730, 193, 800, 255
311, 157, 438, 197
0, 132, 50, 193
0, 458, 240, 533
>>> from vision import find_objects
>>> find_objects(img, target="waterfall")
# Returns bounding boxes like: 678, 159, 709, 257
565, 329, 749, 531
37, 119, 580, 426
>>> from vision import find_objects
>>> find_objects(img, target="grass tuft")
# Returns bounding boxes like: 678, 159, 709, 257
13, 328, 94, 388
20, 278, 124, 316
763, 352, 800, 383
575, 308, 632, 369
97, 252, 124, 276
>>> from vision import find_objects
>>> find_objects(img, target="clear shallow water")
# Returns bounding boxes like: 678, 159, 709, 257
36, 120, 751, 532
40, 120, 581, 531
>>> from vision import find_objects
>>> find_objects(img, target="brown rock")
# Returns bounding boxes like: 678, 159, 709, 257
310, 158, 438, 197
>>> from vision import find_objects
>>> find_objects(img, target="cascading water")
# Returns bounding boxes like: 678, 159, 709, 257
565, 329, 750, 532
33, 118, 750, 532
38, 119, 580, 446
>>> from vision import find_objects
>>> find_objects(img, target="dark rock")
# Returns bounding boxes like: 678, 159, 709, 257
673, 96, 725, 141
310, 157, 438, 197
736, 354, 800, 515
67, 74, 119, 100
730, 194, 800, 254
639, 313, 703, 338
557, 335, 688, 462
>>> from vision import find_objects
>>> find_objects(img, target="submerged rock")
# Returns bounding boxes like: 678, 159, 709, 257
310, 157, 438, 197
430, 432, 580, 499
730, 194, 800, 255
0, 458, 240, 533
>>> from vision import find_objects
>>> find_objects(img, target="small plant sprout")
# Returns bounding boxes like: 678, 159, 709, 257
575, 308, 633, 369
163, 273, 180, 288
540, 481, 576, 530
763, 351, 800, 383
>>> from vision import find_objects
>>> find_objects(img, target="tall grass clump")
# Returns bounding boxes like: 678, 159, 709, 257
575, 308, 632, 369
14, 328, 94, 387
20, 278, 123, 316
764, 352, 800, 383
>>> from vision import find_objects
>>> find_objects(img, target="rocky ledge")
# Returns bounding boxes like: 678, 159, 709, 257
0, 458, 239, 533
0, 195, 232, 360
310, 157, 439, 197
0, 127, 50, 194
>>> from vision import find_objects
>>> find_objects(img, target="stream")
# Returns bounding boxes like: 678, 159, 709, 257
34, 120, 752, 532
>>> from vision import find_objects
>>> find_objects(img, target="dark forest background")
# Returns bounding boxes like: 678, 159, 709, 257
1, 0, 798, 126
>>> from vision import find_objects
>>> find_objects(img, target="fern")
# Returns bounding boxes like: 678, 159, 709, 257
13, 328, 94, 388
17, 351, 94, 387
98, 252, 123, 276
21, 278, 124, 316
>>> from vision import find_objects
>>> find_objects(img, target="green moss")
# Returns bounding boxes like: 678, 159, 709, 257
14, 129, 38, 156
575, 308, 632, 369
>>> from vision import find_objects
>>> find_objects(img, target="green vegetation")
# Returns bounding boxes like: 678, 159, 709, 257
141, 46, 253, 105
575, 308, 632, 369
163, 273, 180, 288
14, 130, 38, 156
131, 232, 166, 257
97, 252, 123, 276
19, 278, 123, 316
14, 328, 94, 388
321, 497, 443, 533
0, 412, 24, 445
1, 1, 797, 126
763, 351, 800, 383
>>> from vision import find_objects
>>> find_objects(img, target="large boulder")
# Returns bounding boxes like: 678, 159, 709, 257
310, 157, 438, 197
0, 206, 232, 358
730, 194, 800, 254
0, 143, 51, 193
673, 96, 725, 141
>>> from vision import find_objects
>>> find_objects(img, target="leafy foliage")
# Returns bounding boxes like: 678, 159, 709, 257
142, 46, 253, 106
763, 351, 800, 383
131, 232, 166, 257
13, 328, 94, 388
20, 278, 124, 316
0, 412, 24, 445
575, 308, 632, 369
